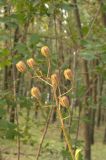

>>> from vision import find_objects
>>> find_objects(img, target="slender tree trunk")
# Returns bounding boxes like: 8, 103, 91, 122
103, 127, 106, 144
90, 60, 98, 144
96, 76, 103, 127
98, 0, 106, 130
9, 26, 20, 123
98, 0, 106, 26
72, 0, 91, 159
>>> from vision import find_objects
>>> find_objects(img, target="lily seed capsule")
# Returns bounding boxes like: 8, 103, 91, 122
59, 96, 70, 107
31, 87, 41, 99
41, 46, 49, 57
27, 58, 35, 68
51, 73, 59, 90
16, 61, 26, 73
64, 69, 73, 81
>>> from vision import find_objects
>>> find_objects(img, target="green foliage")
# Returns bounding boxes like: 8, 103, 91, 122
75, 149, 83, 160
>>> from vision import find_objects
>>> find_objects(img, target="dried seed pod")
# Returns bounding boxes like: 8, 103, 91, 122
41, 46, 49, 57
31, 87, 41, 99
64, 69, 73, 81
59, 96, 70, 107
16, 61, 26, 73
51, 73, 59, 89
27, 58, 35, 68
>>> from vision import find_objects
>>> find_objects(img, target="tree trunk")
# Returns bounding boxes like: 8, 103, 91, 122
83, 109, 91, 160
72, 0, 91, 159
9, 26, 20, 123
96, 76, 103, 127
103, 127, 106, 144
90, 60, 98, 144
98, 0, 106, 26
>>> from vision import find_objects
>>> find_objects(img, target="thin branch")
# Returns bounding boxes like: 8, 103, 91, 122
32, 74, 52, 87
36, 107, 53, 160
59, 87, 73, 97
53, 88, 75, 160
84, 6, 101, 39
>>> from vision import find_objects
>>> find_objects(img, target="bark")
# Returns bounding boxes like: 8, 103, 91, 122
103, 127, 106, 144
90, 60, 98, 144
3, 66, 8, 90
98, 0, 106, 26
97, 0, 106, 128
52, 107, 57, 123
96, 76, 103, 127
72, 0, 91, 159
3, 6, 9, 89
9, 26, 20, 123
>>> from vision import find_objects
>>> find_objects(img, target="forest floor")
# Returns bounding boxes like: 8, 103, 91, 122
0, 120, 106, 160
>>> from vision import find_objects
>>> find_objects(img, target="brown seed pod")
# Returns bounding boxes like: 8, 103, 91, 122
51, 73, 59, 89
41, 46, 49, 57
31, 87, 41, 99
64, 69, 73, 81
27, 58, 35, 68
59, 96, 70, 107
16, 61, 26, 73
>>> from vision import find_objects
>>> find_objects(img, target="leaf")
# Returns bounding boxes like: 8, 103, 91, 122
0, 59, 11, 68
29, 34, 41, 45
0, 34, 10, 41
15, 43, 29, 55
0, 48, 10, 56
0, 108, 6, 117
0, 99, 7, 105
80, 51, 96, 61
101, 96, 106, 107
6, 21, 17, 29
75, 148, 83, 160
0, 0, 6, 5
59, 2, 74, 11
18, 96, 33, 109
61, 148, 71, 160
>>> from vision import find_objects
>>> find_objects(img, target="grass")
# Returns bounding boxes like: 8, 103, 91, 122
0, 113, 106, 160
92, 126, 106, 160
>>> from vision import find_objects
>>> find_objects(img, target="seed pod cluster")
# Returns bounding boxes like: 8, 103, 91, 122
64, 69, 73, 81
31, 87, 41, 99
27, 58, 35, 68
16, 61, 26, 73
59, 96, 70, 107
41, 46, 49, 57
51, 73, 59, 90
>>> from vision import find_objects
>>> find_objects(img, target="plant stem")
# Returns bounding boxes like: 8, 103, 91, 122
53, 89, 75, 160
36, 107, 53, 160
34, 72, 75, 159
12, 65, 20, 160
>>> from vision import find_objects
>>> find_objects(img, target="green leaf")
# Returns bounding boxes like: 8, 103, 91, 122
18, 96, 33, 109
0, 34, 10, 41
0, 108, 6, 117
0, 0, 6, 5
29, 34, 41, 45
0, 99, 7, 105
75, 149, 83, 160
59, 3, 74, 11
80, 51, 96, 61
15, 43, 29, 55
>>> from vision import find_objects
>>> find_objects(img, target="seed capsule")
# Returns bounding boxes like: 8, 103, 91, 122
16, 61, 26, 73
41, 46, 49, 57
51, 73, 59, 90
31, 87, 41, 99
27, 58, 35, 68
59, 96, 70, 107
64, 69, 73, 81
